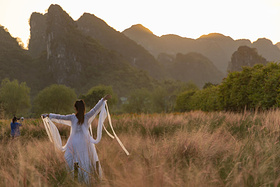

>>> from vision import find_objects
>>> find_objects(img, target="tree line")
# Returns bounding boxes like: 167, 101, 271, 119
0, 81, 115, 118
176, 63, 280, 112
1, 62, 279, 118
0, 78, 197, 118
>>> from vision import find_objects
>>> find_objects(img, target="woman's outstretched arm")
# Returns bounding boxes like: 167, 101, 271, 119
86, 95, 111, 124
46, 113, 73, 126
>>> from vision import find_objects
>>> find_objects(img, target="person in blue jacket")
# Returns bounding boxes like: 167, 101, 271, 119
11, 116, 22, 138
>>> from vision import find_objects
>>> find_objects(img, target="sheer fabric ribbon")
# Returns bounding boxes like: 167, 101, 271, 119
42, 102, 129, 155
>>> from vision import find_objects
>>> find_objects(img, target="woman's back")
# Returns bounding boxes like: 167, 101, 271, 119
46, 97, 110, 183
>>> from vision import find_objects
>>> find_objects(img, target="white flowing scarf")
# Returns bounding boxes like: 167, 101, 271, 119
42, 102, 129, 155
42, 115, 67, 151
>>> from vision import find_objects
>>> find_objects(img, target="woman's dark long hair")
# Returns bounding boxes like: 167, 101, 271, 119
74, 100, 86, 125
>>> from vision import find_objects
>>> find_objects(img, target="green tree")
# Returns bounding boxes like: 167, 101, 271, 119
80, 85, 117, 109
151, 80, 198, 113
151, 86, 167, 113
219, 62, 280, 111
190, 85, 221, 111
174, 63, 280, 112
33, 84, 77, 115
219, 67, 253, 111
247, 64, 266, 108
261, 63, 280, 108
203, 82, 217, 89
175, 90, 197, 112
0, 79, 31, 117
123, 88, 152, 113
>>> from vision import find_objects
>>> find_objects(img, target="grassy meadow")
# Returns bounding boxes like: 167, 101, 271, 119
0, 110, 279, 186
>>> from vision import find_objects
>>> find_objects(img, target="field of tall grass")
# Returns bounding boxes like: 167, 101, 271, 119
0, 110, 279, 186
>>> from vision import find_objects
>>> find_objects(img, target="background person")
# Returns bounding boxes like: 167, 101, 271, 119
10, 116, 22, 138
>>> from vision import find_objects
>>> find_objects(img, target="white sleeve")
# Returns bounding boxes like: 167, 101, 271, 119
42, 116, 67, 152
85, 98, 104, 125
49, 113, 73, 126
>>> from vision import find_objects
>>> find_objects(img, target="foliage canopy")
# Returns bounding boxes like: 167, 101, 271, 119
80, 85, 117, 109
175, 63, 280, 112
33, 84, 77, 115
0, 79, 31, 117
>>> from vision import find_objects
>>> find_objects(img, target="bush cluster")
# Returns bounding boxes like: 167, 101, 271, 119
2, 63, 279, 116
176, 63, 280, 112
0, 81, 116, 118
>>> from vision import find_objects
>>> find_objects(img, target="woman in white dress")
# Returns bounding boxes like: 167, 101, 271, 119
42, 95, 111, 183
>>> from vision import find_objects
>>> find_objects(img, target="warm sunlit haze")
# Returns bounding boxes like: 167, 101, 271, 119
0, 0, 280, 48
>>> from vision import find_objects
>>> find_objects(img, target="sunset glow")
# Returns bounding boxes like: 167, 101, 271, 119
0, 0, 279, 47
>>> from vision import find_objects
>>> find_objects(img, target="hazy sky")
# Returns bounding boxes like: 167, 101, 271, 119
0, 0, 280, 47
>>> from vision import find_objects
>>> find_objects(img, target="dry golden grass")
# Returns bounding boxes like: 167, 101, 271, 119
0, 110, 279, 186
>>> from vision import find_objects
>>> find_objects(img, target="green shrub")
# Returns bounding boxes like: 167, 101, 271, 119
33, 84, 77, 115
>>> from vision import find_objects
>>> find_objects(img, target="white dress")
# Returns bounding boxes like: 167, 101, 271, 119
48, 98, 106, 183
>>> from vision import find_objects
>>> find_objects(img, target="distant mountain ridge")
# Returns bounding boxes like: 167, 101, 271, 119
76, 13, 166, 80
0, 26, 34, 84
123, 24, 280, 74
228, 46, 268, 72
158, 52, 224, 87
276, 42, 280, 50
26, 5, 225, 90
8, 4, 158, 96
3, 4, 277, 95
